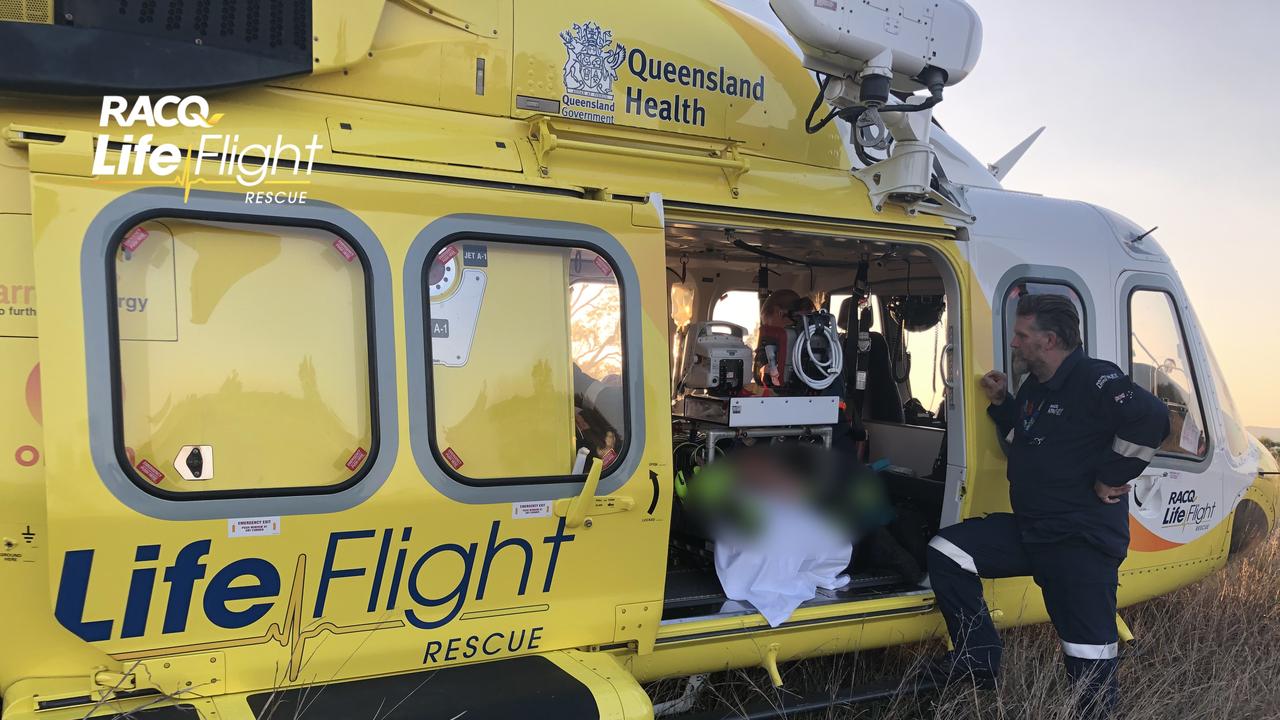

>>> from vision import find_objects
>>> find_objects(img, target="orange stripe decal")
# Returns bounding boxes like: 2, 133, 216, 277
1129, 515, 1183, 552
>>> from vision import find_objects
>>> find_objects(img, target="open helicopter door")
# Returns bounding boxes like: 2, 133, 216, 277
28, 153, 672, 703
934, 241, 971, 530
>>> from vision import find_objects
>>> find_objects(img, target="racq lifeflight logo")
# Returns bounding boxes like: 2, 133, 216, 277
92, 95, 321, 204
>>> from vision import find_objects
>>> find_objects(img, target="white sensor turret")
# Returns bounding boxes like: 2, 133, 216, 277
771, 0, 983, 224
770, 0, 982, 93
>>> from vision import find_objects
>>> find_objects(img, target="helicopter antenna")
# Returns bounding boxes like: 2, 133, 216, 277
1131, 226, 1159, 243
988, 127, 1046, 182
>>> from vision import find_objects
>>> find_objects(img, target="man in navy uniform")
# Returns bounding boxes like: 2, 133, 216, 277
925, 294, 1170, 716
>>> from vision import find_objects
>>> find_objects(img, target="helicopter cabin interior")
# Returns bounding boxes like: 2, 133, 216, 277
660, 223, 962, 622
563, 218, 964, 625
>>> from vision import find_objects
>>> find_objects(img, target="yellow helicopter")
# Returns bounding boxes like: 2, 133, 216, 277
0, 1, 1273, 718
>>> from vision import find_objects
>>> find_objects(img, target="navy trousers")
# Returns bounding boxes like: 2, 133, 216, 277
928, 513, 1121, 715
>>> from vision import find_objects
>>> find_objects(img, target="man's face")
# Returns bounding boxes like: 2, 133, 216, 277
1011, 314, 1052, 370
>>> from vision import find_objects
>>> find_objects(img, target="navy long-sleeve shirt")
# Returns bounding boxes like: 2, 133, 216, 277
987, 347, 1171, 558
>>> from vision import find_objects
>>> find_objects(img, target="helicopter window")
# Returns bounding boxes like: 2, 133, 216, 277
897, 301, 949, 417
425, 241, 628, 482
1128, 289, 1209, 460
110, 218, 376, 497
1205, 342, 1251, 461
1002, 281, 1086, 394
711, 290, 762, 351
830, 293, 883, 336
571, 280, 622, 379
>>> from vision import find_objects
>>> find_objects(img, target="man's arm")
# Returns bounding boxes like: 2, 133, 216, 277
981, 370, 1018, 439
987, 397, 1018, 439
1092, 367, 1172, 490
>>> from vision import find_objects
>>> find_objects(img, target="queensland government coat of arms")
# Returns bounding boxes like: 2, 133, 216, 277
560, 22, 627, 101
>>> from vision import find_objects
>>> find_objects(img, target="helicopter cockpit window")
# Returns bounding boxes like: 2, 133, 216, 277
1205, 342, 1251, 462
1002, 281, 1086, 394
425, 241, 627, 482
1128, 289, 1209, 460
111, 218, 377, 497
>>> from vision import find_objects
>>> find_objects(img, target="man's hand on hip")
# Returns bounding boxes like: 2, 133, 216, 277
980, 370, 1008, 405
1095, 481, 1131, 505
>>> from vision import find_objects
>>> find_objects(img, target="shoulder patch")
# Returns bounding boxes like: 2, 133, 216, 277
1096, 372, 1123, 389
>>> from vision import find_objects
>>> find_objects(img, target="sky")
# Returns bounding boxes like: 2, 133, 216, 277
725, 0, 1280, 429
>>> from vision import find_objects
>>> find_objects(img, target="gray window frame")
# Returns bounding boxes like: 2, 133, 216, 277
404, 214, 646, 505
81, 188, 400, 521
995, 270, 1093, 393
1123, 281, 1213, 468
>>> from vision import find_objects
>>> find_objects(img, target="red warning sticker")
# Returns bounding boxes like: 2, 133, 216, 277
442, 447, 464, 470
333, 238, 358, 263
345, 447, 368, 471
600, 448, 618, 468
122, 227, 150, 253
436, 244, 459, 266
593, 255, 613, 276
136, 459, 165, 484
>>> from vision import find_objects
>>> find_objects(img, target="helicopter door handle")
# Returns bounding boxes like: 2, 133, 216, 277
1130, 473, 1165, 517
938, 343, 955, 391
553, 458, 636, 527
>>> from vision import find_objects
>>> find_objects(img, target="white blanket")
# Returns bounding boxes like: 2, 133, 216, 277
713, 500, 853, 627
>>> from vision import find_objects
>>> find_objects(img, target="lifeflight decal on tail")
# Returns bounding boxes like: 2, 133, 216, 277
53, 519, 575, 673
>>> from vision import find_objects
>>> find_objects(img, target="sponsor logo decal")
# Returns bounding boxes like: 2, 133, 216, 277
1162, 488, 1216, 529
92, 95, 322, 204
558, 21, 766, 128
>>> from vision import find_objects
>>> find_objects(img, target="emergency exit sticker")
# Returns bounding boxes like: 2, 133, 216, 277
333, 238, 358, 263
136, 459, 165, 484
443, 447, 465, 470
436, 244, 459, 266
121, 227, 150, 253
345, 447, 368, 471
600, 448, 618, 468
228, 517, 281, 538
512, 501, 553, 519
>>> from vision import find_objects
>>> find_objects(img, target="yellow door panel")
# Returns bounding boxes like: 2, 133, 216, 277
0, 213, 115, 691
29, 168, 671, 697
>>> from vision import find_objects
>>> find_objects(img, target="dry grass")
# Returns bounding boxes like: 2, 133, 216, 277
649, 533, 1280, 719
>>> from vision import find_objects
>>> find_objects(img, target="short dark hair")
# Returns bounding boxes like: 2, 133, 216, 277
1016, 293, 1082, 350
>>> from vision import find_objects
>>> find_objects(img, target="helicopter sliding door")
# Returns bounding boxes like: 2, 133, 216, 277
29, 165, 673, 694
